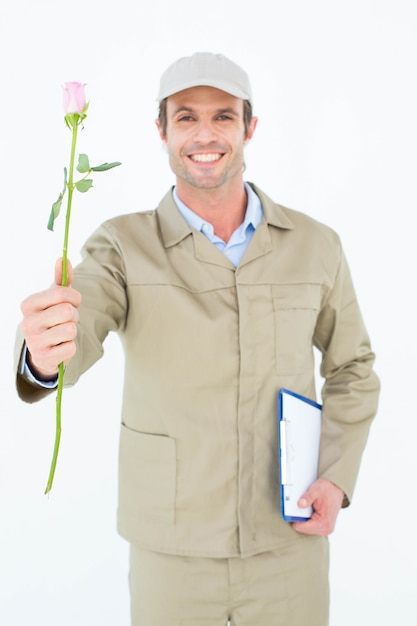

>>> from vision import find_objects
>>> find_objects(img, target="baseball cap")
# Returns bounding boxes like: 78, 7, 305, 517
158, 52, 252, 103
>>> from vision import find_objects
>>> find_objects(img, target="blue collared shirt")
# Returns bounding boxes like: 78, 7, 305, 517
173, 183, 263, 267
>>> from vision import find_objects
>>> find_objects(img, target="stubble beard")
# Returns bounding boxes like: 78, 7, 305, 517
170, 153, 244, 191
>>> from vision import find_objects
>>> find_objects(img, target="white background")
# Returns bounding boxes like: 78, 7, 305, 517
1, 1, 416, 624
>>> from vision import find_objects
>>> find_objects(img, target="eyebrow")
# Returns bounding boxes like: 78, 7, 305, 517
172, 106, 240, 117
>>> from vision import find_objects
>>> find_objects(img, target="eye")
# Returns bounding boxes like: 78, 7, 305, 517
177, 115, 195, 122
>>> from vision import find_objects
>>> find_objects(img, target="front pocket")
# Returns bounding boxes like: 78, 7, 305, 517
118, 424, 176, 525
272, 284, 321, 375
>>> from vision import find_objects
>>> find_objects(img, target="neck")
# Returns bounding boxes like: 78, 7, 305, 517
176, 179, 248, 243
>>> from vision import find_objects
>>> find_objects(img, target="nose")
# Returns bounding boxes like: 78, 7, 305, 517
192, 119, 217, 144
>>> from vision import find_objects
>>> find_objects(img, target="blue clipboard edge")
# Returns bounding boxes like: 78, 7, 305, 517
278, 388, 322, 523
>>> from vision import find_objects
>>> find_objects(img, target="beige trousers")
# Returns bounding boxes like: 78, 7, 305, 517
129, 536, 329, 625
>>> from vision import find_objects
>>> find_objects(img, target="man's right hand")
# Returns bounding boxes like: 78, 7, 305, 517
19, 258, 82, 381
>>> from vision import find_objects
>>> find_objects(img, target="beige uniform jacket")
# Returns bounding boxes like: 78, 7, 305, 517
16, 184, 380, 558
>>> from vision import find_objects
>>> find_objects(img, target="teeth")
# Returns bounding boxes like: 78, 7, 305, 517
190, 153, 222, 163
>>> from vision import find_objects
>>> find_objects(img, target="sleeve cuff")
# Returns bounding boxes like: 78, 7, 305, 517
20, 344, 58, 389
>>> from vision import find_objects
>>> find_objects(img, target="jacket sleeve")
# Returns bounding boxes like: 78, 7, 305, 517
63, 221, 128, 388
313, 244, 380, 504
14, 221, 128, 402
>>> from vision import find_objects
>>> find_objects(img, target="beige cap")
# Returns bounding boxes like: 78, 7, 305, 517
158, 52, 252, 102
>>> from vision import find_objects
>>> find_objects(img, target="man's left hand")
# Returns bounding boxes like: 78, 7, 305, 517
292, 478, 344, 536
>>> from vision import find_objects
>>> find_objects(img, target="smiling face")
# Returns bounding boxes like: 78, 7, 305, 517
156, 86, 257, 196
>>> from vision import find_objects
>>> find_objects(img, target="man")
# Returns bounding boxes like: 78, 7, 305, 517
15, 52, 380, 625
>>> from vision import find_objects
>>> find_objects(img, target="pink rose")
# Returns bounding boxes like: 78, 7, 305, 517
62, 82, 87, 114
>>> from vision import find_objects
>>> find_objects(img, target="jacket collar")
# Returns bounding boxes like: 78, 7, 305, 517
156, 184, 294, 268
247, 183, 295, 231
157, 187, 193, 248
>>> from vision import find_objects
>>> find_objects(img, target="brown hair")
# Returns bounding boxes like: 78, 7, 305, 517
158, 98, 254, 138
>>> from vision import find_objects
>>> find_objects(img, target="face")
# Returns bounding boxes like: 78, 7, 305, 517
156, 86, 257, 193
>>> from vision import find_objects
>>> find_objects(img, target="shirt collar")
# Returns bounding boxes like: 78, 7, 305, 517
173, 182, 263, 237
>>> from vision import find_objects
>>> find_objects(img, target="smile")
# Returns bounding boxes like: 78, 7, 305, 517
189, 153, 223, 163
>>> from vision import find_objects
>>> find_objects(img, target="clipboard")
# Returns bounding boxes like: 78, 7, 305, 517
278, 388, 322, 522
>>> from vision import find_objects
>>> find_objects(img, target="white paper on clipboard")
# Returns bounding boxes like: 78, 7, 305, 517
278, 389, 322, 522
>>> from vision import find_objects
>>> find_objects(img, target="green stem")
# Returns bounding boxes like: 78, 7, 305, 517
44, 363, 65, 494
44, 122, 79, 495
62, 123, 78, 286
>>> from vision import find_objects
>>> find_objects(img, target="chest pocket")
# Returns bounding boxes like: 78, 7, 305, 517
272, 284, 321, 375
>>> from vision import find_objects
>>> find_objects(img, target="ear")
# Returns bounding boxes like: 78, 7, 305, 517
155, 119, 167, 142
245, 116, 258, 142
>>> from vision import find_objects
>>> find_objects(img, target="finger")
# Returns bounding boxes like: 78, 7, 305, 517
25, 320, 78, 374
38, 301, 80, 332
298, 495, 311, 508
297, 486, 318, 509
293, 520, 322, 536
23, 305, 79, 340
54, 257, 74, 287
28, 336, 77, 374
20, 288, 81, 318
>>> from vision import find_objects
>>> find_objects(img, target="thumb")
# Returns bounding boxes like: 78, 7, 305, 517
54, 257, 74, 286
298, 485, 316, 508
